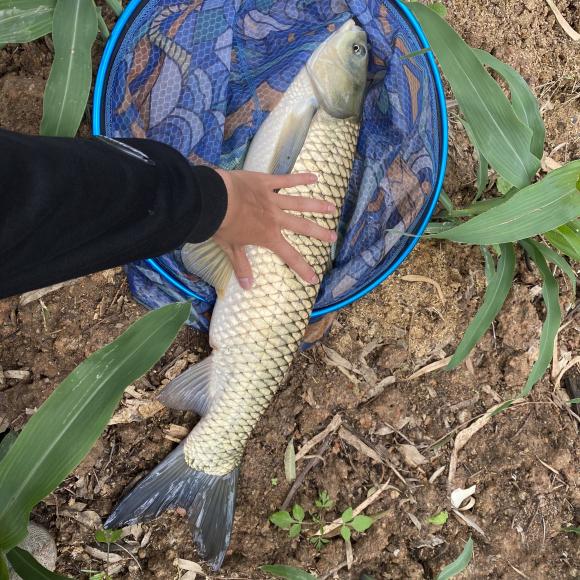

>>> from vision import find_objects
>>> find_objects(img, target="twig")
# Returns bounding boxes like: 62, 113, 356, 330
406, 356, 452, 381
295, 414, 341, 461
401, 275, 445, 305
19, 278, 81, 306
452, 508, 487, 539
281, 438, 332, 510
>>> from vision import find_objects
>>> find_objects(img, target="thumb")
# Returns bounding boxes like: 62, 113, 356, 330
230, 246, 254, 290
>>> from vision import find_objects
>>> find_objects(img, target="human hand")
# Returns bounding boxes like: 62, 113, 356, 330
213, 169, 337, 290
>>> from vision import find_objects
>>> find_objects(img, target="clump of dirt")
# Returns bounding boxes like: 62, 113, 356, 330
1, 0, 579, 578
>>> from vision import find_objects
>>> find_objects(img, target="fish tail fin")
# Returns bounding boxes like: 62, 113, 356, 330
105, 444, 238, 570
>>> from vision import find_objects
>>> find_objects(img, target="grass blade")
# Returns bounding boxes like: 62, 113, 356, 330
0, 553, 8, 580
6, 547, 70, 579
40, 0, 97, 136
432, 160, 580, 244
436, 537, 474, 580
544, 221, 580, 262
519, 241, 562, 396
448, 244, 515, 369
530, 240, 576, 296
0, 0, 55, 43
261, 565, 316, 579
481, 246, 496, 282
473, 48, 545, 160
0, 302, 190, 550
408, 2, 539, 188
459, 117, 489, 200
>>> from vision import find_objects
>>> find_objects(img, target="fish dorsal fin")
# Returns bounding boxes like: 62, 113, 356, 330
270, 99, 317, 175
181, 239, 233, 293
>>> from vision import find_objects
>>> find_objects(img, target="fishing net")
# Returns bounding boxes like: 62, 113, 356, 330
94, 0, 446, 347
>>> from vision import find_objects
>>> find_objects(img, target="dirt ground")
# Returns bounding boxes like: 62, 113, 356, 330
1, 0, 579, 578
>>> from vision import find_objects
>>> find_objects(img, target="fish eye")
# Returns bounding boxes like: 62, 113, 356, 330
352, 43, 367, 57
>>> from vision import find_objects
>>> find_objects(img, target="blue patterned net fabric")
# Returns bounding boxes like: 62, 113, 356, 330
98, 0, 444, 346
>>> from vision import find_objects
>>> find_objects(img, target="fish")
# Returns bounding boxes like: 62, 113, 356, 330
105, 19, 368, 570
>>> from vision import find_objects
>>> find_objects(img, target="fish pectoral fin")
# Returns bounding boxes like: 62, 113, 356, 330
270, 99, 317, 175
159, 355, 217, 416
105, 443, 239, 572
181, 239, 233, 293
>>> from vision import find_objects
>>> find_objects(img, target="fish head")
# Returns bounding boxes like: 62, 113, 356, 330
306, 19, 368, 119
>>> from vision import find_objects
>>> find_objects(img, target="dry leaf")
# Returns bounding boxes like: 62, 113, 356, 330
85, 546, 123, 563
544, 0, 580, 40
338, 427, 382, 462
163, 423, 190, 442
165, 358, 189, 381
3, 370, 30, 380
401, 275, 445, 305
109, 399, 165, 425
398, 444, 428, 468
296, 414, 341, 461
451, 485, 476, 509
406, 356, 452, 381
174, 558, 204, 573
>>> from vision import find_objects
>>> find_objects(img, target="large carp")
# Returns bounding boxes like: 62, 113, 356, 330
106, 19, 368, 569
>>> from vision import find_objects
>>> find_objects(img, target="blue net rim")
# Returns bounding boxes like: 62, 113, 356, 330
92, 0, 448, 319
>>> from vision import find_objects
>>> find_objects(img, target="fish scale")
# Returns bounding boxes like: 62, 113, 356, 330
184, 111, 360, 475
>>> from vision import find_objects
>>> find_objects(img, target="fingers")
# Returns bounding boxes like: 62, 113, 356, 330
270, 240, 318, 284
280, 213, 338, 243
268, 172, 318, 190
276, 194, 336, 215
229, 246, 254, 290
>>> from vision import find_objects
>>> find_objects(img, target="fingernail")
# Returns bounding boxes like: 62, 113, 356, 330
309, 173, 318, 183
326, 203, 336, 212
239, 277, 253, 290
309, 273, 319, 284
330, 231, 338, 242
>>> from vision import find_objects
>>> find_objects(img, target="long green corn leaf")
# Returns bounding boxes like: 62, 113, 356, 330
0, 0, 55, 43
473, 48, 545, 160
6, 548, 70, 579
448, 244, 515, 369
481, 246, 496, 282
408, 3, 539, 188
0, 432, 17, 462
519, 241, 561, 396
545, 221, 580, 262
432, 160, 580, 244
530, 240, 576, 296
261, 565, 317, 579
0, 553, 8, 580
0, 302, 190, 550
436, 537, 473, 580
40, 0, 97, 136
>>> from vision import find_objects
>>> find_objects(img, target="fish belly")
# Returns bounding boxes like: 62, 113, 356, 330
184, 111, 359, 475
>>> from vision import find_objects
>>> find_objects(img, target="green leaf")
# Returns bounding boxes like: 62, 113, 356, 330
481, 246, 496, 282
432, 160, 580, 244
519, 241, 562, 397
261, 565, 317, 579
402, 47, 432, 60
40, 0, 98, 137
0, 302, 190, 551
545, 221, 580, 262
496, 176, 514, 195
0, 432, 17, 462
428, 510, 449, 525
436, 537, 474, 580
341, 507, 354, 523
288, 523, 302, 539
473, 48, 545, 160
315, 490, 333, 510
6, 547, 71, 579
408, 3, 539, 188
561, 526, 580, 534
340, 525, 351, 542
0, 0, 55, 43
0, 552, 8, 580
531, 241, 576, 296
351, 515, 374, 532
448, 243, 516, 369
284, 438, 296, 483
270, 511, 294, 530
292, 504, 304, 523
94, 528, 122, 544
429, 2, 447, 17
567, 398, 580, 405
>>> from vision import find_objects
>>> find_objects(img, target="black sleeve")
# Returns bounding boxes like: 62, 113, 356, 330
0, 128, 227, 300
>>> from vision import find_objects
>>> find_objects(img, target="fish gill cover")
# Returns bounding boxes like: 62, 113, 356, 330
94, 0, 445, 344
